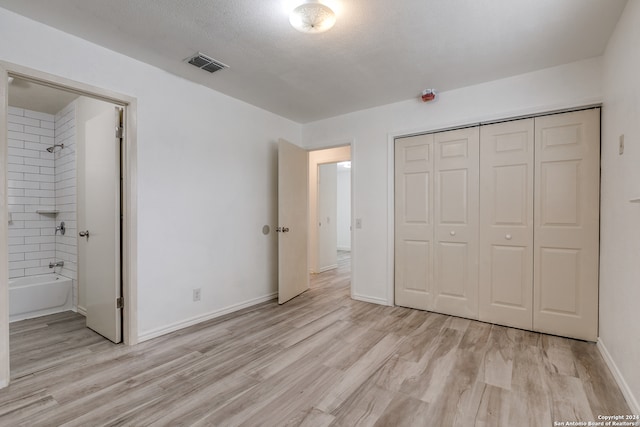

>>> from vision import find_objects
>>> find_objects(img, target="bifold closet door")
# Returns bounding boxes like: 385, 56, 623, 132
395, 133, 434, 310
533, 109, 600, 341
432, 127, 480, 319
479, 119, 534, 330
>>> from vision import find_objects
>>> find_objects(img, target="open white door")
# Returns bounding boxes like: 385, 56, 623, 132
278, 139, 308, 304
79, 107, 122, 343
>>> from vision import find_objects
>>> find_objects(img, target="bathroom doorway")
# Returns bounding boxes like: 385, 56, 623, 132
0, 63, 138, 386
6, 78, 120, 377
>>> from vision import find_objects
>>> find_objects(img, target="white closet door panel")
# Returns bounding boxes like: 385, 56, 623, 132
433, 127, 479, 319
479, 119, 534, 330
395, 134, 434, 310
534, 109, 600, 341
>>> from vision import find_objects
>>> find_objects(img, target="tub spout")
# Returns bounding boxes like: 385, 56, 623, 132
49, 261, 64, 269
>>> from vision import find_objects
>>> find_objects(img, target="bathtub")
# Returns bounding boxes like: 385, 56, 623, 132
9, 274, 73, 322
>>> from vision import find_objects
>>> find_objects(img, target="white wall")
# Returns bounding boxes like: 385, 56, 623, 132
317, 163, 337, 272
302, 57, 603, 304
600, 0, 640, 414
0, 7, 301, 339
337, 169, 351, 251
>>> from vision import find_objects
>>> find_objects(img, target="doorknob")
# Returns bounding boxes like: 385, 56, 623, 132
450, 231, 456, 236
505, 234, 512, 240
79, 230, 90, 240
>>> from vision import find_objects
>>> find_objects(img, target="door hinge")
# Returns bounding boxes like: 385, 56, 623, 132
115, 126, 124, 139
116, 297, 124, 309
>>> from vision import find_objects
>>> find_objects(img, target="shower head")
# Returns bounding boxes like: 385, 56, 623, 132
46, 143, 64, 153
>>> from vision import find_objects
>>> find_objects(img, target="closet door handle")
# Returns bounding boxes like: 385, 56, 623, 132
450, 231, 456, 236
505, 234, 512, 240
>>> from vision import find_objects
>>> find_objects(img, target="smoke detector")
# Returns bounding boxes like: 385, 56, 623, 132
185, 52, 229, 73
421, 89, 437, 102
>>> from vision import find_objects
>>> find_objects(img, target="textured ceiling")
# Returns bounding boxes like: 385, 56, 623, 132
0, 0, 628, 123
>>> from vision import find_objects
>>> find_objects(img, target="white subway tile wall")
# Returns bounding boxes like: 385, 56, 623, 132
8, 106, 57, 279
7, 103, 78, 306
55, 102, 78, 307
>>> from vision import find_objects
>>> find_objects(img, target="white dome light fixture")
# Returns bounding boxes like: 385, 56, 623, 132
289, 1, 336, 34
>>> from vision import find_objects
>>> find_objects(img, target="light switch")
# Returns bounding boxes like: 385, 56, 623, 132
355, 218, 362, 229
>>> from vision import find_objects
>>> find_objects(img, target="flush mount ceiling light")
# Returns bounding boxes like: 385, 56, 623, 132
289, 1, 336, 34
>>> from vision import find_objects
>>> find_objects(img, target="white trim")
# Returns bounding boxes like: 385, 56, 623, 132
308, 145, 351, 275
318, 264, 338, 273
138, 293, 278, 342
305, 139, 356, 301
0, 67, 8, 387
352, 293, 392, 306
597, 339, 640, 415
387, 133, 395, 307
77, 305, 87, 317
337, 246, 351, 251
350, 138, 356, 301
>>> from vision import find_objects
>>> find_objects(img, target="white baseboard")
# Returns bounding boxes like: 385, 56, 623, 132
597, 339, 640, 415
76, 305, 87, 316
310, 265, 338, 274
0, 379, 7, 389
318, 264, 338, 273
352, 293, 392, 306
138, 292, 277, 342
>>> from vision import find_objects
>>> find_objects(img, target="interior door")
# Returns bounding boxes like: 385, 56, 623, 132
278, 139, 309, 304
533, 109, 600, 341
479, 119, 534, 329
394, 134, 434, 310
80, 107, 122, 343
433, 127, 479, 319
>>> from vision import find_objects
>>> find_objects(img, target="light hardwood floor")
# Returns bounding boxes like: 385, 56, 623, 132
1, 252, 630, 426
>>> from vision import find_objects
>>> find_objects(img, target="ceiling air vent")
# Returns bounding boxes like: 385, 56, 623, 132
186, 52, 229, 73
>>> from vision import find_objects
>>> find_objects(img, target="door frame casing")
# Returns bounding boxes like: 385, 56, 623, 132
306, 141, 355, 300
308, 145, 351, 275
0, 61, 138, 388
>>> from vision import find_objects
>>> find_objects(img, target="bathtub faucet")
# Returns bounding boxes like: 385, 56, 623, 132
49, 261, 64, 269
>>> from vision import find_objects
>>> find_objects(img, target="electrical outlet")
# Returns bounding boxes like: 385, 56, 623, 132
193, 288, 201, 302
619, 134, 625, 155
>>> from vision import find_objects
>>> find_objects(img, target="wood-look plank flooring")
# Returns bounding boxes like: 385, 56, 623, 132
1, 251, 630, 426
